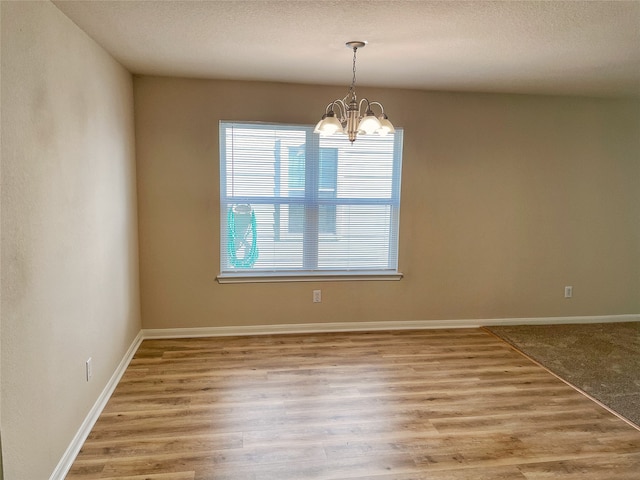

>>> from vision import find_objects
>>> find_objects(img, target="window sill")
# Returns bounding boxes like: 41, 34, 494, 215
216, 271, 403, 284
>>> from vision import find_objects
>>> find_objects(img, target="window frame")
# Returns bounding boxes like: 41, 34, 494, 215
217, 121, 404, 284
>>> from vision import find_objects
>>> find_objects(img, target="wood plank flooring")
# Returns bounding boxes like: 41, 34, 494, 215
66, 328, 640, 479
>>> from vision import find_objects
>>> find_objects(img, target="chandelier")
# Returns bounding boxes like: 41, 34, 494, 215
314, 41, 395, 143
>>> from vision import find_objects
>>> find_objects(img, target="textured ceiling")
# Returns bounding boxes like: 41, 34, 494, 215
53, 0, 640, 97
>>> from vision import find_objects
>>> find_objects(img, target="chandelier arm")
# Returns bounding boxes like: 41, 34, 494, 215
331, 99, 348, 121
359, 98, 373, 115
368, 101, 385, 115
342, 92, 356, 105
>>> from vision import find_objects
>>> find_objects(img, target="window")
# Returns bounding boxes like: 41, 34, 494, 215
218, 121, 403, 282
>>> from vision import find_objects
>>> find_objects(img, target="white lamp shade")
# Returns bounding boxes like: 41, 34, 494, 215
378, 116, 395, 136
317, 115, 343, 135
358, 114, 382, 135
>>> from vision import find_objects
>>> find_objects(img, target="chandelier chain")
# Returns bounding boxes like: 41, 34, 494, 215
348, 46, 358, 101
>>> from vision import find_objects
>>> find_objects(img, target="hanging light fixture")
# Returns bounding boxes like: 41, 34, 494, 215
315, 41, 395, 143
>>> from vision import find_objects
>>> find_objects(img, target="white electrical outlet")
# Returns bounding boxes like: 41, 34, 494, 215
86, 357, 93, 381
313, 290, 322, 303
564, 286, 573, 298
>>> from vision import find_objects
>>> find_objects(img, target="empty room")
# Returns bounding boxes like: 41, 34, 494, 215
1, 1, 639, 479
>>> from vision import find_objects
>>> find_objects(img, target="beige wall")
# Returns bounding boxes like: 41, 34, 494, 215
1, 2, 140, 478
134, 76, 640, 329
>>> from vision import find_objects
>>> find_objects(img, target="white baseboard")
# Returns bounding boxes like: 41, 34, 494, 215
49, 331, 144, 480
143, 319, 475, 338
482, 314, 640, 327
142, 314, 640, 339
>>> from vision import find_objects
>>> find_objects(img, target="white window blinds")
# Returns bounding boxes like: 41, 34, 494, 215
218, 121, 403, 281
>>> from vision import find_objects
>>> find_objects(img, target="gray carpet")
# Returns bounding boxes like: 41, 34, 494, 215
485, 322, 640, 427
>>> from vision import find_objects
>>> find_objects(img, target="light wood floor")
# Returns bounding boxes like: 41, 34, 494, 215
66, 328, 640, 479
